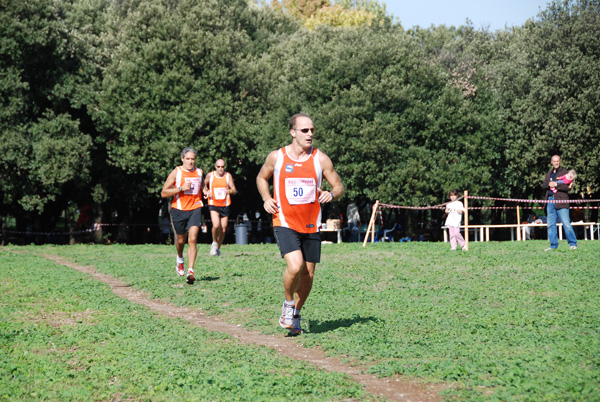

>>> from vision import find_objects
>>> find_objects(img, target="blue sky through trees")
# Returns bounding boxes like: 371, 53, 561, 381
384, 0, 549, 30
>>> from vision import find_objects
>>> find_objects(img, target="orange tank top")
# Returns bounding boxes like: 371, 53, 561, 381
208, 171, 232, 207
273, 146, 323, 233
171, 166, 203, 211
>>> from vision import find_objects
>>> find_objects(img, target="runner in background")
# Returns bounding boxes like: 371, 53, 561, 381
204, 159, 237, 256
161, 147, 204, 284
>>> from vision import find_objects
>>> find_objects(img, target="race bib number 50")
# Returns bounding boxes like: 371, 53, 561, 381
285, 178, 316, 205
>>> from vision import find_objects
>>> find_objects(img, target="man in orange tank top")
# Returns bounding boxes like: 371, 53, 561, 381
203, 159, 238, 256
161, 147, 204, 285
257, 113, 344, 335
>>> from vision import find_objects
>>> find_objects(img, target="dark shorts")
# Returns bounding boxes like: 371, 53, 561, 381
171, 208, 203, 235
273, 227, 321, 263
208, 205, 230, 218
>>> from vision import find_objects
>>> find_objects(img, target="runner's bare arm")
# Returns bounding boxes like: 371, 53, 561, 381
198, 169, 205, 195
318, 152, 343, 204
161, 169, 182, 198
203, 171, 211, 198
257, 151, 278, 214
228, 174, 238, 195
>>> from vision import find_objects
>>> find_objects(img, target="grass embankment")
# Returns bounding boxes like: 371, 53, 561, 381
2, 240, 599, 400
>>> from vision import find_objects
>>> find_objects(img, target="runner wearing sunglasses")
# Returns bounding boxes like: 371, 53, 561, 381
257, 113, 344, 335
204, 159, 237, 256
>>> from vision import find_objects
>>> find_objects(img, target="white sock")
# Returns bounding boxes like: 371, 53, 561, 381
177, 256, 184, 263
284, 300, 294, 307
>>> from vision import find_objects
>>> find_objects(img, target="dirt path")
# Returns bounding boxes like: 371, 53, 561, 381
43, 253, 446, 402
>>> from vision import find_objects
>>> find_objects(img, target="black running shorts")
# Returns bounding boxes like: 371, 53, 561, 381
170, 208, 203, 235
208, 205, 230, 218
273, 226, 321, 263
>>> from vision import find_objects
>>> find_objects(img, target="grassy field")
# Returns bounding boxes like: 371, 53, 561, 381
1, 240, 599, 401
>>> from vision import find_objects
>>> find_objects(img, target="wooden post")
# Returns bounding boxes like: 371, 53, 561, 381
371, 208, 377, 243
370, 201, 379, 244
362, 200, 379, 247
463, 190, 469, 251
516, 205, 521, 241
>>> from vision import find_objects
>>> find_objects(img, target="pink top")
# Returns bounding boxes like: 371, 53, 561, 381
557, 174, 573, 185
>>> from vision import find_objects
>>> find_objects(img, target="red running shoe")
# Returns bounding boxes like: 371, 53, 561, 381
186, 269, 195, 285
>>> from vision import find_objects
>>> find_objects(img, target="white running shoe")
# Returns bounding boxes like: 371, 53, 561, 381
176, 261, 185, 277
210, 242, 218, 256
289, 314, 304, 336
279, 303, 294, 329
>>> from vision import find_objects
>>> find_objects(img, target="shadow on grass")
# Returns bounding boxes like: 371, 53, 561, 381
199, 275, 220, 281
308, 316, 377, 334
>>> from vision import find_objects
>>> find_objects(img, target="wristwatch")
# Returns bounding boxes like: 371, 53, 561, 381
178, 186, 182, 192
330, 192, 335, 200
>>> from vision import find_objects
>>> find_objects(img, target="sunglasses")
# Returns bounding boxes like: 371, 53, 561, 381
295, 128, 315, 134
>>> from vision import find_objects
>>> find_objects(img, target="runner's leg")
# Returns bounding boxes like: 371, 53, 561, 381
176, 233, 186, 258
294, 261, 315, 311
187, 226, 199, 271
210, 210, 221, 244
283, 250, 305, 302
217, 215, 228, 248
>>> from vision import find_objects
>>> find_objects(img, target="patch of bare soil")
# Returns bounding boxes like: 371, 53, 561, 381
43, 253, 447, 402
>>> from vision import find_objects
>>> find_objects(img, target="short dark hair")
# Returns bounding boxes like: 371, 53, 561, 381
449, 189, 460, 197
289, 113, 312, 130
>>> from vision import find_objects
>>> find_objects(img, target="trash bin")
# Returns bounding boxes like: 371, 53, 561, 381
235, 222, 249, 245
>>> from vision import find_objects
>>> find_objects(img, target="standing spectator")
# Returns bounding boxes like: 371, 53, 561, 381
256, 113, 344, 336
522, 211, 536, 240
204, 159, 237, 256
445, 190, 466, 251
542, 155, 577, 250
161, 147, 204, 284
346, 200, 361, 242
160, 216, 172, 244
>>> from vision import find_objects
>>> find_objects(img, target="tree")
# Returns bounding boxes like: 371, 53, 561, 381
0, 0, 94, 233
240, 25, 499, 207
270, 0, 391, 29
485, 0, 600, 200
88, 0, 298, 229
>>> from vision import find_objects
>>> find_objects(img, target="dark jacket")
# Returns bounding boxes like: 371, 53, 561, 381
541, 167, 571, 209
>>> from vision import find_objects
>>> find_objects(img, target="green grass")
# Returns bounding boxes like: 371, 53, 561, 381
2, 240, 600, 401
0, 251, 371, 401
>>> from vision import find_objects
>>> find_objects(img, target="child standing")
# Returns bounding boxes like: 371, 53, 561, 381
445, 190, 466, 251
